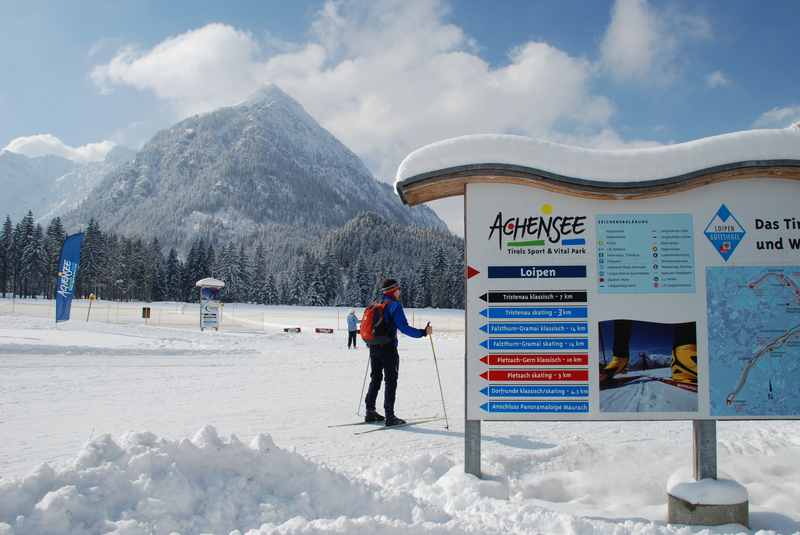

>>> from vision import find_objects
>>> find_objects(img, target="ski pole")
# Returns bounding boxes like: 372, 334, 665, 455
357, 355, 370, 416
429, 331, 449, 430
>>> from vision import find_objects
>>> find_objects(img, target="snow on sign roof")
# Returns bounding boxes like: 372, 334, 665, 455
195, 277, 225, 288
394, 127, 800, 205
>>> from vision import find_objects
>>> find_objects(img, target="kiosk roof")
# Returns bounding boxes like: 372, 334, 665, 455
195, 277, 226, 289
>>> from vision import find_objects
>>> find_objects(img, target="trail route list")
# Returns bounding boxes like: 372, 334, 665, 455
708, 266, 800, 416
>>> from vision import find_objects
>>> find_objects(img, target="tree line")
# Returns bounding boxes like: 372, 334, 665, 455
1, 210, 465, 309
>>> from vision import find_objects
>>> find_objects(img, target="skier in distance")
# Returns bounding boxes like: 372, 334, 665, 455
347, 309, 360, 349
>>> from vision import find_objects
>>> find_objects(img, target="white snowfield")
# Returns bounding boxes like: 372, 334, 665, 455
1, 305, 800, 534
395, 126, 800, 184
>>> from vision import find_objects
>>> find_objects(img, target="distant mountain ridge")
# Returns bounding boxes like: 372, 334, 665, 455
0, 151, 74, 220
66, 85, 445, 249
0, 147, 135, 221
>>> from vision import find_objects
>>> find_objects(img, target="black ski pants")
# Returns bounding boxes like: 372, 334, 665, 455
365, 344, 399, 417
347, 331, 357, 348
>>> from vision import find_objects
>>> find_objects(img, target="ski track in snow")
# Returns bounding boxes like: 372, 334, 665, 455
1, 304, 799, 534
600, 369, 698, 413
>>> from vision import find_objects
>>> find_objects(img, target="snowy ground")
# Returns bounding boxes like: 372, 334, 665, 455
1, 303, 800, 534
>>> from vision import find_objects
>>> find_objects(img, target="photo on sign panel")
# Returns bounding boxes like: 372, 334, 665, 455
598, 319, 698, 413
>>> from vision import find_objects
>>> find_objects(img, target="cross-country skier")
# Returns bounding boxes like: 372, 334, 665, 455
347, 310, 360, 349
364, 278, 432, 426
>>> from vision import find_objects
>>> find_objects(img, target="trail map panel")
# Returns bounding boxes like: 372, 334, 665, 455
465, 180, 800, 421
708, 266, 800, 416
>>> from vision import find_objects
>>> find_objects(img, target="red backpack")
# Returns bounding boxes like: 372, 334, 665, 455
360, 301, 393, 346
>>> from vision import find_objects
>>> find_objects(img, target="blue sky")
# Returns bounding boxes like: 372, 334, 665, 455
2, 0, 799, 231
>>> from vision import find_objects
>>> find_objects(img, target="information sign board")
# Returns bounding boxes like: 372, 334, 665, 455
466, 180, 800, 420
200, 287, 221, 330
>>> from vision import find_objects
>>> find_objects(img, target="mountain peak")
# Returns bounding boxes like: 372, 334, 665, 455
67, 86, 446, 249
237, 84, 313, 124
244, 84, 293, 105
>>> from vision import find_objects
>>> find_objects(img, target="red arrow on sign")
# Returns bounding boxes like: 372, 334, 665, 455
481, 354, 589, 366
480, 369, 588, 382
466, 265, 480, 279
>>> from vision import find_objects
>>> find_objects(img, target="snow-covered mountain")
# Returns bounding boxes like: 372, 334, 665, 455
0, 151, 75, 220
44, 146, 137, 220
0, 146, 135, 221
67, 85, 445, 249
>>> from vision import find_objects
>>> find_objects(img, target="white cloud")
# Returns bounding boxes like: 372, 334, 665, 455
600, 0, 711, 83
90, 0, 615, 181
91, 23, 266, 113
3, 134, 114, 162
705, 70, 730, 88
753, 105, 800, 129
600, 0, 658, 80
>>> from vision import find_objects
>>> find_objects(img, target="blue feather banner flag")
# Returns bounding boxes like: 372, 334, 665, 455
55, 233, 84, 322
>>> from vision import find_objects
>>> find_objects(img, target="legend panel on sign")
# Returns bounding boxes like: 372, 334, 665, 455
596, 213, 694, 294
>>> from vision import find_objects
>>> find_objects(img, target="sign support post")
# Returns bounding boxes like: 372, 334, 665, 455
693, 419, 717, 480
465, 419, 481, 477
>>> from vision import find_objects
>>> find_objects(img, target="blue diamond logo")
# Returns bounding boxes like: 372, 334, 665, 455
704, 204, 745, 262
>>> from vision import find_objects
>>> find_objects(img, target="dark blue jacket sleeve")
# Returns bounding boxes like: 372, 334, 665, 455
389, 301, 426, 338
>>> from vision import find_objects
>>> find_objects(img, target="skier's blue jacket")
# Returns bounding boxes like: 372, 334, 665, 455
346, 313, 360, 331
382, 294, 426, 346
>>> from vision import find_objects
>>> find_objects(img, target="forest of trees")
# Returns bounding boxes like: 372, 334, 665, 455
0, 210, 465, 309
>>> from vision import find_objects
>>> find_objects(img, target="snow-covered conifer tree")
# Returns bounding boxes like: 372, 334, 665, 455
0, 216, 13, 297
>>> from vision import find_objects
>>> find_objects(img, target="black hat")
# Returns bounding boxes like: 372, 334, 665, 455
381, 278, 400, 293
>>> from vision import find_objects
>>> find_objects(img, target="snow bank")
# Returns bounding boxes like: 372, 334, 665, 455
395, 127, 800, 184
0, 426, 437, 535
0, 426, 784, 535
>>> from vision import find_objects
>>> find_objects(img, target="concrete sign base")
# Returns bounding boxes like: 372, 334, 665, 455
668, 494, 748, 527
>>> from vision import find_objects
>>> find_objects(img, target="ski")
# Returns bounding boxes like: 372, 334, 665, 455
327, 420, 380, 428
354, 417, 443, 435
653, 377, 698, 392
600, 374, 646, 389
329, 415, 439, 428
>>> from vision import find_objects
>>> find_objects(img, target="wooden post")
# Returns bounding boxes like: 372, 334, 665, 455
86, 293, 96, 322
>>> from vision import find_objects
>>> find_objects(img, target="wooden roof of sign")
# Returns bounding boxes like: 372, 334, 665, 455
394, 127, 800, 205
